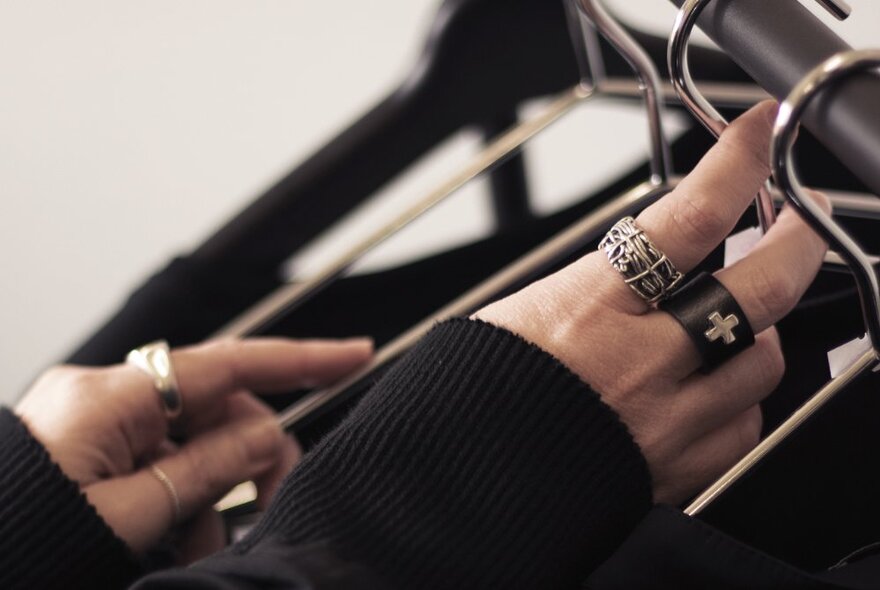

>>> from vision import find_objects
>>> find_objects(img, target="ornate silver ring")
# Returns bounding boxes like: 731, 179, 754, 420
599, 216, 684, 304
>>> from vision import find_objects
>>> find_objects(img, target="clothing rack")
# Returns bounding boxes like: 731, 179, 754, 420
669, 0, 880, 196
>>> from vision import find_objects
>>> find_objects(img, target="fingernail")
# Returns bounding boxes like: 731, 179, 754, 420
242, 418, 283, 462
765, 101, 780, 126
344, 337, 374, 350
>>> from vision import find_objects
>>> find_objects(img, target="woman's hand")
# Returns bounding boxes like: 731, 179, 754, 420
475, 101, 830, 504
16, 337, 372, 561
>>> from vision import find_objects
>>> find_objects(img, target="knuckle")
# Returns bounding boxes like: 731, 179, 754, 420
180, 449, 219, 502
202, 338, 239, 360
724, 111, 772, 176
669, 196, 729, 248
57, 366, 102, 396
202, 337, 242, 381
804, 188, 833, 215
736, 408, 763, 452
37, 365, 76, 387
756, 334, 786, 388
749, 265, 799, 322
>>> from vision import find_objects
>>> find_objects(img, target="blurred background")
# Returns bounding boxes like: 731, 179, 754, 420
1, 0, 877, 402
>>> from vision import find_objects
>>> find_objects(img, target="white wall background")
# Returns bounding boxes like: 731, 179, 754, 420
1, 0, 877, 403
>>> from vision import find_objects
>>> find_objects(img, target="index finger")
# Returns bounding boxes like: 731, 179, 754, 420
172, 337, 374, 411
115, 337, 373, 439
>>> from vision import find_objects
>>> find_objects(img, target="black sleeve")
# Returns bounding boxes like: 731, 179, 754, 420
136, 318, 652, 589
0, 408, 141, 590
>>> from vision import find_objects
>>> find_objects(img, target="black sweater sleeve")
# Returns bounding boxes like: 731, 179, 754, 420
0, 408, 141, 590
137, 319, 653, 589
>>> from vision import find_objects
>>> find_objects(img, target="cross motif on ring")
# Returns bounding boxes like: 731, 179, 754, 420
705, 311, 740, 345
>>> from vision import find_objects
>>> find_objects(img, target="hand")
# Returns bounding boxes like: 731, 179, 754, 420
16, 337, 372, 561
475, 101, 830, 504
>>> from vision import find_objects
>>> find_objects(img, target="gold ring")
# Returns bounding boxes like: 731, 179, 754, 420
149, 465, 182, 523
126, 340, 183, 420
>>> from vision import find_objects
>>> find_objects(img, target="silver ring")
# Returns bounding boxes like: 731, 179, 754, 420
149, 465, 182, 524
126, 340, 183, 420
599, 216, 684, 304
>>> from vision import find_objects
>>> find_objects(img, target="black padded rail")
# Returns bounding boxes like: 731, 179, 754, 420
670, 0, 880, 196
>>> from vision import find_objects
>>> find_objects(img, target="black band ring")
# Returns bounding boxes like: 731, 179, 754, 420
658, 272, 755, 372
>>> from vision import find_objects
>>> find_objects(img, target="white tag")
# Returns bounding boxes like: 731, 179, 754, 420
724, 226, 763, 268
827, 334, 873, 378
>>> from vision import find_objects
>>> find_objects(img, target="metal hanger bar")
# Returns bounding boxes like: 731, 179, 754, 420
278, 178, 677, 429
277, 0, 680, 429
685, 348, 878, 516
820, 190, 880, 220
668, 0, 776, 233
598, 78, 769, 108
214, 85, 592, 338
219, 0, 680, 341
577, 0, 672, 185
815, 0, 853, 21
687, 50, 880, 516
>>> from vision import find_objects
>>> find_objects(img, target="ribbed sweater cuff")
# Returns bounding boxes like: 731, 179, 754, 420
0, 408, 140, 589
238, 318, 652, 589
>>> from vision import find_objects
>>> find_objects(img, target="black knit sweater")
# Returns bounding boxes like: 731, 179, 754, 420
0, 319, 652, 589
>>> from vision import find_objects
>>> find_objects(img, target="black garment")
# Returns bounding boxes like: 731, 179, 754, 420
0, 409, 140, 589
1, 319, 652, 589
586, 269, 880, 588
587, 506, 880, 589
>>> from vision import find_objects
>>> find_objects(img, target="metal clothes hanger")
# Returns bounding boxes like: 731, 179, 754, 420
668, 0, 880, 271
213, 0, 686, 339
215, 85, 592, 337
274, 0, 679, 430
685, 49, 880, 516
668, 0, 778, 232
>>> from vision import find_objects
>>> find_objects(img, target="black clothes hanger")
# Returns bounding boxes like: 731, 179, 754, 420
271, 0, 679, 433
188, 0, 749, 271
65, 0, 756, 368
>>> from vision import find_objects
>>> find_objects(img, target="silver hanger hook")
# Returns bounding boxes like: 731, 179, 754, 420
572, 0, 672, 186
668, 0, 776, 232
772, 49, 880, 349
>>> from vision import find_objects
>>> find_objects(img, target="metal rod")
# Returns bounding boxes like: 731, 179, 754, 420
688, 50, 880, 516
576, 0, 672, 185
278, 178, 675, 429
668, 0, 776, 232
214, 85, 592, 338
685, 348, 878, 516
598, 78, 769, 108
772, 50, 880, 350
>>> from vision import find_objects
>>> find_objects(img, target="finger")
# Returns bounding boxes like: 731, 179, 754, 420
714, 192, 831, 335
185, 391, 302, 493
639, 191, 828, 378
254, 434, 301, 510
655, 405, 762, 505
174, 337, 374, 399
639, 101, 777, 271
111, 337, 372, 443
592, 101, 779, 313
84, 415, 287, 552
671, 328, 784, 433
177, 508, 226, 564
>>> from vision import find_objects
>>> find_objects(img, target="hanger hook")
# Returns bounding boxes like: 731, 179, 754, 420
771, 49, 880, 350
572, 0, 672, 186
668, 0, 776, 232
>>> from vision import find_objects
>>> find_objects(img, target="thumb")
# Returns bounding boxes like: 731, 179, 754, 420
84, 416, 286, 553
